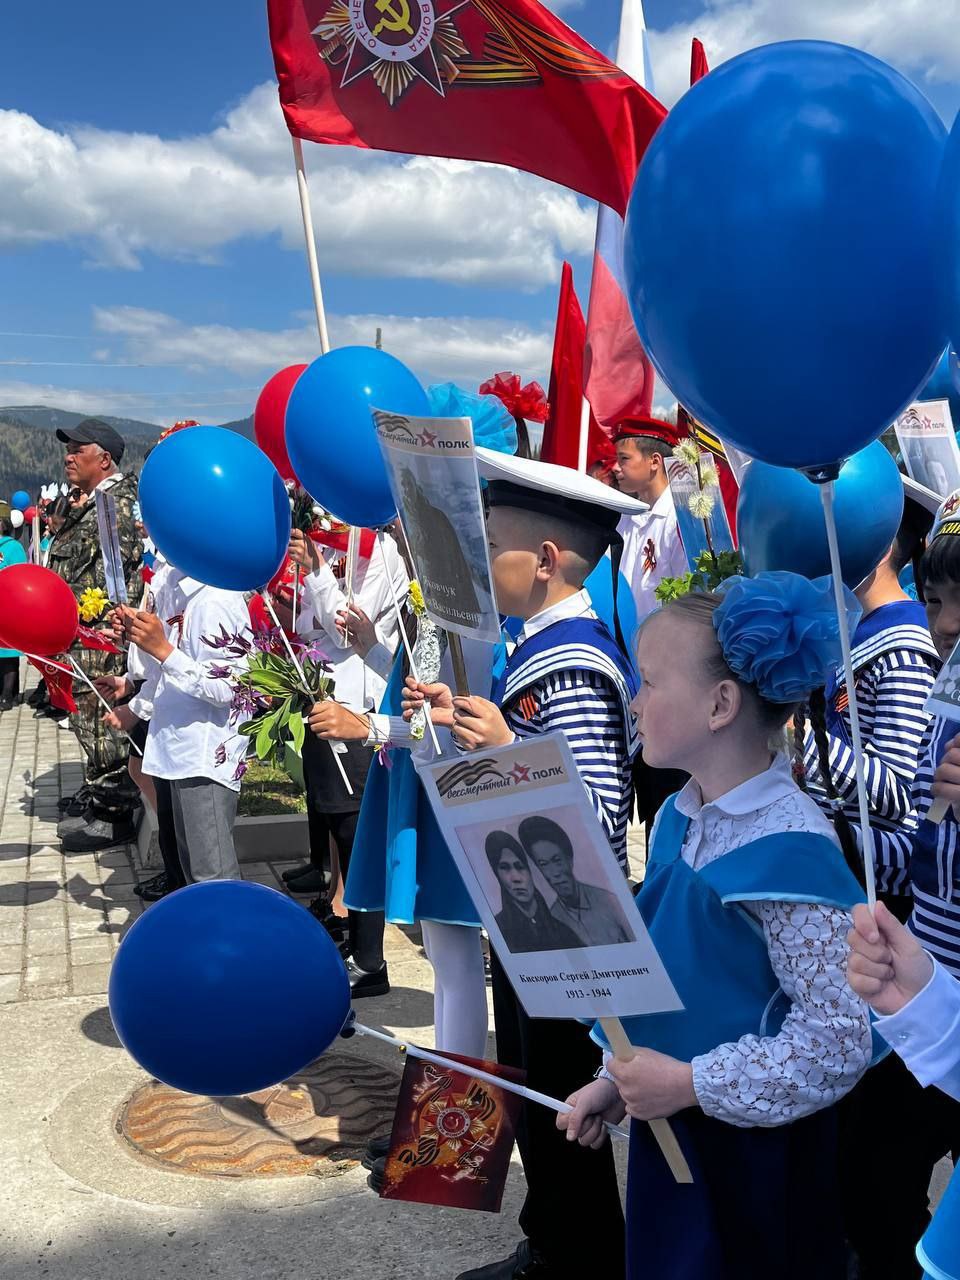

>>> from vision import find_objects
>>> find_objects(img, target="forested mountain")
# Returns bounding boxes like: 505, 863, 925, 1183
0, 408, 254, 499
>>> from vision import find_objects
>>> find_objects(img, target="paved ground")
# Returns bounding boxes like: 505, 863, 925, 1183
0, 670, 616, 1279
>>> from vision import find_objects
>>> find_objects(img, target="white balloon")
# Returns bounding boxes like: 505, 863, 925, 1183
10, 510, 24, 528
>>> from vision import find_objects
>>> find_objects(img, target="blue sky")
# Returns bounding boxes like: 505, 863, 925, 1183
1, 0, 958, 427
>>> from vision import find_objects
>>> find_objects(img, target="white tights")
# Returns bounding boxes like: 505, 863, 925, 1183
420, 920, 489, 1060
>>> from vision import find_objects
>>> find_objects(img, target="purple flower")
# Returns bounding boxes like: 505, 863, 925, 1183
233, 759, 248, 782
214, 743, 227, 766
207, 664, 232, 680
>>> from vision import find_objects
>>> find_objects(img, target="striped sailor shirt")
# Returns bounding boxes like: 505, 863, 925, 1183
883, 714, 960, 980
803, 606, 938, 895
501, 591, 637, 872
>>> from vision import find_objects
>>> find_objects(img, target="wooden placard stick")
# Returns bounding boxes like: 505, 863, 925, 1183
599, 1015, 693, 1184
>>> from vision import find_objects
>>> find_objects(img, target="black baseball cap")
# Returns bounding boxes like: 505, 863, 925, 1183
56, 418, 125, 463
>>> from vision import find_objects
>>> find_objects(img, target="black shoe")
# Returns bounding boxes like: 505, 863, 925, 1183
61, 816, 137, 853
281, 861, 315, 884
346, 957, 390, 999
27, 686, 46, 707
0, 699, 13, 713
135, 872, 171, 901
285, 867, 328, 895
362, 1133, 392, 1170
308, 896, 347, 940
58, 787, 89, 813
455, 1242, 553, 1280
366, 1154, 387, 1193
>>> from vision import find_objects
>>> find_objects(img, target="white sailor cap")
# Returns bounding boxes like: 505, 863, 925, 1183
475, 447, 648, 538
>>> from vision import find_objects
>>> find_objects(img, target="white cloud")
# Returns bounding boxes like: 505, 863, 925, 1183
92, 305, 553, 391
648, 0, 960, 109
0, 82, 592, 285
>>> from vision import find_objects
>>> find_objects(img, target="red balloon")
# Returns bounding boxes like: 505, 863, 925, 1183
254, 365, 307, 482
23, 506, 37, 522
0, 563, 78, 655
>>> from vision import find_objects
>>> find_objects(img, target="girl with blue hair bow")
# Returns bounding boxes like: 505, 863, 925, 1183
559, 571, 874, 1280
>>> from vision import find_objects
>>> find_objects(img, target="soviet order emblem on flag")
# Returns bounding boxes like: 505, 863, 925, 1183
268, 0, 666, 215
380, 1050, 525, 1212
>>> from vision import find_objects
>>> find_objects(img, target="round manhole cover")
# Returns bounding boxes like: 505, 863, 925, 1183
117, 1049, 399, 1179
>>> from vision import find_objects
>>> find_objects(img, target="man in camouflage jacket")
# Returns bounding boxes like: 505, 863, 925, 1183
47, 419, 143, 852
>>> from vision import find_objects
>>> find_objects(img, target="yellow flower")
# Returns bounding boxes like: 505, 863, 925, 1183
409, 581, 426, 617
699, 464, 719, 490
78, 587, 109, 623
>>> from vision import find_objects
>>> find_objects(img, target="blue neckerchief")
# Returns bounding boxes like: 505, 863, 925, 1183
825, 600, 934, 739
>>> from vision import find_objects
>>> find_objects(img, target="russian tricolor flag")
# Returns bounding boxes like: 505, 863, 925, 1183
583, 0, 657, 431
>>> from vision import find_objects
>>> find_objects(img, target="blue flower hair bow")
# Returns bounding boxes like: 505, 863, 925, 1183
713, 571, 862, 704
427, 383, 517, 457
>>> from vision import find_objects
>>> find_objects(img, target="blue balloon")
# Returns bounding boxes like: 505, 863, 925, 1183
10, 491, 30, 511
940, 109, 960, 361
919, 347, 960, 424
109, 882, 351, 1097
737, 440, 904, 588
625, 41, 947, 471
139, 426, 290, 590
285, 346, 429, 527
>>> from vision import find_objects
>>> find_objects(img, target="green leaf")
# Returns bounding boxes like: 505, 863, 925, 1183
256, 712, 279, 759
290, 709, 306, 756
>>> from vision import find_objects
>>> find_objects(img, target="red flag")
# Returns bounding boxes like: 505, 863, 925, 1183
75, 625, 121, 654
380, 1049, 524, 1213
267, 0, 666, 217
541, 264, 614, 474
690, 37, 709, 84
26, 656, 77, 714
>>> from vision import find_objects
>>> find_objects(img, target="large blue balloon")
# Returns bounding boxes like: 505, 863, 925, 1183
139, 426, 290, 590
625, 41, 947, 471
109, 882, 351, 1097
737, 441, 904, 588
941, 109, 960, 362
10, 490, 30, 511
285, 346, 429, 527
919, 347, 960, 424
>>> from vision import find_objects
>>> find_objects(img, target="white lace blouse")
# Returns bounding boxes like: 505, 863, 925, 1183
670, 755, 872, 1127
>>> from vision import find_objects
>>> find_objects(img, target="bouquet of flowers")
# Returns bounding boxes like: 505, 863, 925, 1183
206, 625, 333, 773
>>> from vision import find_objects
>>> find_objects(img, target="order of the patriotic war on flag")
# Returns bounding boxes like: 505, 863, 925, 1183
4, 2, 960, 1278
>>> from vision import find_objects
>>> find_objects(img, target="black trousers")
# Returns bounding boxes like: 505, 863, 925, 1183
153, 777, 186, 891
841, 1051, 960, 1279
302, 734, 384, 973
0, 656, 19, 703
490, 951, 625, 1277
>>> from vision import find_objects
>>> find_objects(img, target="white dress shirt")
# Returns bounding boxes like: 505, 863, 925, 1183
875, 960, 960, 1101
297, 535, 408, 712
658, 755, 873, 1126
140, 574, 250, 791
618, 484, 687, 624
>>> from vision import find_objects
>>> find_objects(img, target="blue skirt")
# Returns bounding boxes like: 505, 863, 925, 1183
343, 657, 481, 927
626, 1106, 845, 1280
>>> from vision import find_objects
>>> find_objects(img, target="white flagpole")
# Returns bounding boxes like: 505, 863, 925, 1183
576, 396, 591, 474
291, 136, 331, 355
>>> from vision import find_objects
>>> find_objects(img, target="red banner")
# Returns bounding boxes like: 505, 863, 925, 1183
26, 656, 77, 714
267, 0, 665, 216
380, 1049, 524, 1213
75, 625, 121, 654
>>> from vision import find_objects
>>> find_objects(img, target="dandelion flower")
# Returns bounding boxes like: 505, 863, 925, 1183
673, 440, 701, 468
699, 464, 719, 490
688, 492, 716, 520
